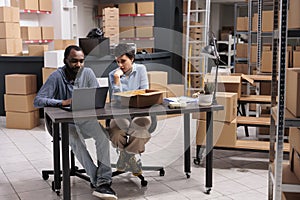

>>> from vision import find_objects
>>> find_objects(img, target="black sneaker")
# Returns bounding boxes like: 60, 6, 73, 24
92, 184, 118, 200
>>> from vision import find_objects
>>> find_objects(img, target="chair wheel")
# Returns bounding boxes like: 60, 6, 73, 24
186, 173, 190, 179
42, 172, 49, 180
205, 188, 211, 194
194, 158, 200, 165
141, 180, 148, 187
159, 169, 165, 176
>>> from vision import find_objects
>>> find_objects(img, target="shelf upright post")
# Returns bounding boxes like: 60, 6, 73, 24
268, 0, 289, 199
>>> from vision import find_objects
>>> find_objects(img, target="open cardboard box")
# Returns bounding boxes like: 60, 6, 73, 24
114, 89, 164, 108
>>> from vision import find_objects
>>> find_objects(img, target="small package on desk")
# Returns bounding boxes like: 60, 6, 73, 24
114, 89, 163, 108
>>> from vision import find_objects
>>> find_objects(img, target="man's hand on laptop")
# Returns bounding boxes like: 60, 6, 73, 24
62, 99, 72, 106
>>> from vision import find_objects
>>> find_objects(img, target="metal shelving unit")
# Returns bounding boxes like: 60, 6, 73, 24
267, 0, 300, 199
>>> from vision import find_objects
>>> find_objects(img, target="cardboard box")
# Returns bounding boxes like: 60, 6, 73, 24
288, 0, 300, 29
41, 26, 54, 40
4, 93, 38, 112
282, 192, 300, 200
38, 0, 52, 12
6, 110, 40, 130
5, 74, 37, 94
135, 26, 153, 38
119, 26, 135, 38
205, 74, 242, 99
289, 127, 300, 154
20, 0, 39, 10
42, 67, 56, 83
286, 68, 300, 117
193, 92, 237, 122
252, 13, 258, 31
28, 44, 48, 56
118, 3, 136, 15
21, 26, 42, 40
97, 3, 115, 16
147, 71, 168, 88
236, 17, 248, 31
103, 26, 119, 35
183, 1, 196, 13
235, 63, 248, 74
167, 84, 184, 97
0, 38, 22, 54
261, 51, 272, 73
10, 0, 19, 7
196, 119, 237, 147
0, 22, 20, 38
262, 10, 273, 32
0, 6, 19, 22
236, 43, 248, 58
137, 2, 154, 14
53, 39, 76, 50
44, 50, 64, 68
251, 44, 257, 63
114, 89, 164, 108
290, 148, 300, 182
293, 51, 300, 68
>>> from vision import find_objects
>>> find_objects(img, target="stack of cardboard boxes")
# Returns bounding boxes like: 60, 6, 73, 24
193, 92, 238, 147
0, 6, 22, 55
4, 74, 40, 129
147, 71, 184, 98
103, 7, 119, 45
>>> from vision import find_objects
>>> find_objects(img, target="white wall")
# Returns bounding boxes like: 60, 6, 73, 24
74, 0, 98, 38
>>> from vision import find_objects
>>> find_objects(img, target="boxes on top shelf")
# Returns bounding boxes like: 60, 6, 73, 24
97, 3, 115, 16
0, 6, 20, 22
137, 2, 154, 14
38, 0, 52, 12
5, 74, 37, 95
20, 0, 39, 11
136, 26, 153, 38
53, 39, 76, 50
118, 3, 136, 15
262, 10, 273, 32
288, 0, 300, 29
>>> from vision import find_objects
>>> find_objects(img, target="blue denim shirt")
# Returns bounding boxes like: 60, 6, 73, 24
34, 66, 99, 108
109, 63, 149, 94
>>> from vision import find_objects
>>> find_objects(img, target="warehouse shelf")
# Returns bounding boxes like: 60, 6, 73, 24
96, 13, 154, 18
20, 9, 51, 14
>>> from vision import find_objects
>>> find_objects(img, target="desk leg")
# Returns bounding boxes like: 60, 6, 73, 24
53, 122, 61, 193
61, 123, 70, 200
184, 113, 191, 178
206, 111, 213, 194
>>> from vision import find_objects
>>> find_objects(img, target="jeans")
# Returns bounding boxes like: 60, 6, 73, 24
68, 120, 112, 187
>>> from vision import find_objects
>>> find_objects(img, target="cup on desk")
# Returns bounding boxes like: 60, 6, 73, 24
198, 94, 213, 106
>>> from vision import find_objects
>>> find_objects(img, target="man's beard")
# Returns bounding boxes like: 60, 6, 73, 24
65, 65, 81, 82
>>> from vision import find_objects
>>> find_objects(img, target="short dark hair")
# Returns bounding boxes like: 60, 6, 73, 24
64, 45, 83, 59
114, 43, 135, 60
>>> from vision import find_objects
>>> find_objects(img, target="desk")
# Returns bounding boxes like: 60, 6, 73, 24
44, 103, 223, 200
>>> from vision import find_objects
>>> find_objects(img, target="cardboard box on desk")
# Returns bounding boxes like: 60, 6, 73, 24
5, 74, 37, 95
0, 38, 22, 54
114, 89, 163, 108
6, 110, 40, 130
286, 68, 300, 117
147, 71, 168, 88
192, 92, 237, 123
196, 118, 237, 147
4, 93, 38, 112
167, 84, 184, 98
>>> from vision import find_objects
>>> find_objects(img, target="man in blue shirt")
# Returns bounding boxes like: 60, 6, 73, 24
34, 45, 117, 200
108, 44, 151, 176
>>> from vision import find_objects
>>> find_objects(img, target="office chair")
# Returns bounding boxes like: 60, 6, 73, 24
107, 115, 165, 187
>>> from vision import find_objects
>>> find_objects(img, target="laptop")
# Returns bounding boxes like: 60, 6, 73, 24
61, 87, 109, 111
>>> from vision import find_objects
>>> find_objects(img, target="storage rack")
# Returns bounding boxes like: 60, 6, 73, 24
268, 0, 300, 199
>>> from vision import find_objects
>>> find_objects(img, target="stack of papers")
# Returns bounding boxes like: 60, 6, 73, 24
164, 96, 197, 104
